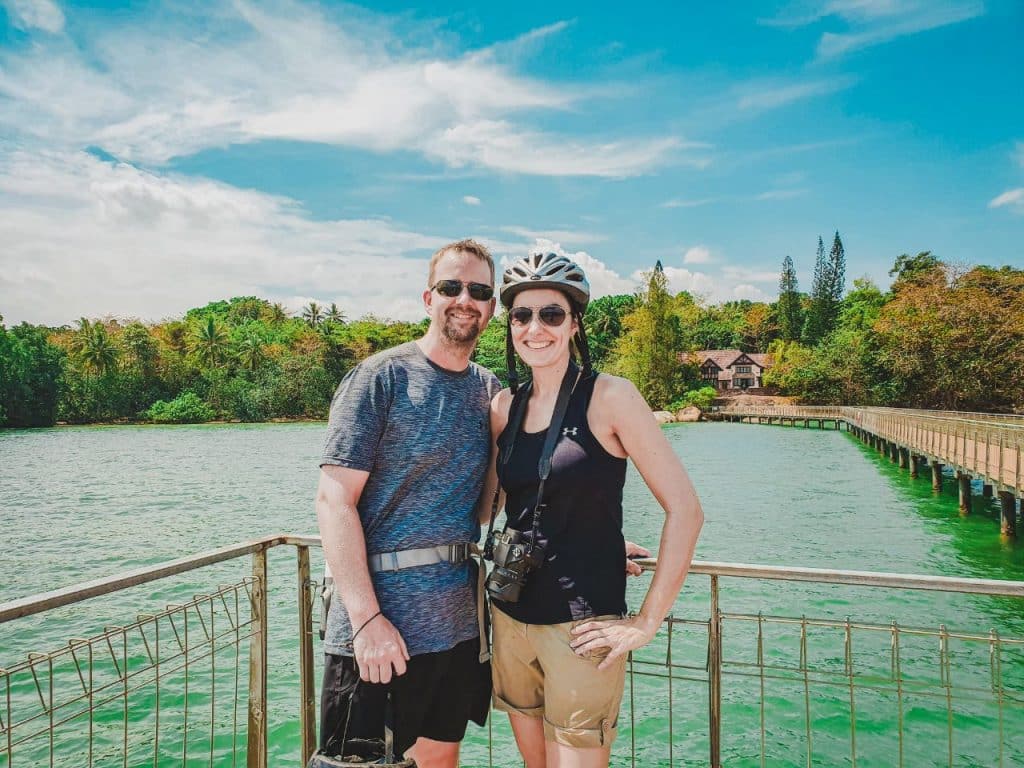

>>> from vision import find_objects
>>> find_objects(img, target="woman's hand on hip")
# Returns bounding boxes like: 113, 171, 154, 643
569, 614, 659, 671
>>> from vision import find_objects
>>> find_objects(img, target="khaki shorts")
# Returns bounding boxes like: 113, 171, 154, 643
491, 605, 627, 749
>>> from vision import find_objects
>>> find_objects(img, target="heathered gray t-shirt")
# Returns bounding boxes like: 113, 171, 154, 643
320, 341, 500, 657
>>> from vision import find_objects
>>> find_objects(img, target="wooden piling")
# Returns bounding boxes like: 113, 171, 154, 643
999, 492, 1017, 538
910, 455, 919, 479
932, 462, 944, 491
898, 448, 908, 469
957, 472, 972, 516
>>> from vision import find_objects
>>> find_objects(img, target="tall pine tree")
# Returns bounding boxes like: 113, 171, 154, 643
803, 232, 846, 344
777, 255, 802, 341
828, 231, 846, 306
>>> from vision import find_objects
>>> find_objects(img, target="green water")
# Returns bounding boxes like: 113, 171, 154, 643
2, 422, 1023, 766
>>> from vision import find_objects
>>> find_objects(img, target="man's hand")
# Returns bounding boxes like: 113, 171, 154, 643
569, 614, 659, 671
352, 615, 410, 684
625, 540, 651, 577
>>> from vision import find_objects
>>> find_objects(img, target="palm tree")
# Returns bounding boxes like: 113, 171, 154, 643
302, 301, 324, 327
325, 302, 346, 325
236, 332, 267, 372
267, 302, 289, 324
189, 317, 229, 368
78, 322, 119, 376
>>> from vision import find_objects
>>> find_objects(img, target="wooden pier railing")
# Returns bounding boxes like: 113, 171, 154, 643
717, 405, 1024, 534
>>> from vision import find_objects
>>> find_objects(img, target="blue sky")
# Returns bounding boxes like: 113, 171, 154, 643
1, 0, 1021, 325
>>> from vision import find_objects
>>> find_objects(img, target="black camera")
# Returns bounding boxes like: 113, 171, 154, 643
484, 527, 545, 603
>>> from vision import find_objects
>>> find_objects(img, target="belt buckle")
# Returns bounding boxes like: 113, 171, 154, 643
448, 543, 467, 562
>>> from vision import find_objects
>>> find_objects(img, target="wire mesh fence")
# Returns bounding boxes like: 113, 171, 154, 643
1, 581, 256, 767
2, 537, 1023, 768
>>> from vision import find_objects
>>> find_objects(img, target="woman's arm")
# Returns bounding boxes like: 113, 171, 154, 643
570, 376, 704, 669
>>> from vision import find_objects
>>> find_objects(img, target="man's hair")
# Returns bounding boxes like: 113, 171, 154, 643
428, 239, 495, 286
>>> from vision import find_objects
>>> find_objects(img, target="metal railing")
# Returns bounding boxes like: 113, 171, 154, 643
2, 535, 1023, 767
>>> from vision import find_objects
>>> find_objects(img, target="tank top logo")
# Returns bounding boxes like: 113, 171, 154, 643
562, 426, 578, 436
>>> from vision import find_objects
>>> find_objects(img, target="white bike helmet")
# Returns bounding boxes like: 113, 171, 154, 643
500, 251, 591, 312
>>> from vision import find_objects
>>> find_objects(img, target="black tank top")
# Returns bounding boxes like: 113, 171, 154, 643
493, 373, 628, 624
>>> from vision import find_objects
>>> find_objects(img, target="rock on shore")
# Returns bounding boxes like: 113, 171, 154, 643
674, 406, 702, 422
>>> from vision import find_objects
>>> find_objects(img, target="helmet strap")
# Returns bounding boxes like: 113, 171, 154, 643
505, 320, 519, 394
574, 311, 593, 379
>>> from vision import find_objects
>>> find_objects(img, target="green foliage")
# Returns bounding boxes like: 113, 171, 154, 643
145, 392, 215, 424
610, 268, 687, 409
804, 232, 846, 345
777, 255, 803, 342
7, 253, 1024, 428
473, 317, 509, 383
584, 294, 636, 370
188, 316, 229, 368
889, 251, 941, 287
667, 386, 717, 412
0, 322, 65, 427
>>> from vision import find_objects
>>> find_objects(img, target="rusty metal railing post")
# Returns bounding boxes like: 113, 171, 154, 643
297, 545, 317, 764
247, 546, 268, 768
708, 575, 722, 768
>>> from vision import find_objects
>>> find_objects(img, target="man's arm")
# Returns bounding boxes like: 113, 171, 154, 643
317, 464, 410, 684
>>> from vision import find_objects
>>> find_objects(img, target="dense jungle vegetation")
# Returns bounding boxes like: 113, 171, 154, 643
3, 238, 1023, 427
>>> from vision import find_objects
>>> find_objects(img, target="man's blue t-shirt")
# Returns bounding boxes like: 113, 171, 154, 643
320, 341, 499, 656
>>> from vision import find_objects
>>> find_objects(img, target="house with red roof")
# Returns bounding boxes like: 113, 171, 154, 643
691, 349, 774, 391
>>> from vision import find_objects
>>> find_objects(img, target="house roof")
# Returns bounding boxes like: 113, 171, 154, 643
694, 349, 774, 369
696, 349, 743, 369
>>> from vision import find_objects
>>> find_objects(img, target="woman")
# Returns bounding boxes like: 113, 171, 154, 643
482, 251, 704, 768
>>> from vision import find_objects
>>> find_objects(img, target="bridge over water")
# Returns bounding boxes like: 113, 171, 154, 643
718, 405, 1024, 537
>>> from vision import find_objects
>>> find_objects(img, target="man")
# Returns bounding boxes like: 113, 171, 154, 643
316, 239, 499, 768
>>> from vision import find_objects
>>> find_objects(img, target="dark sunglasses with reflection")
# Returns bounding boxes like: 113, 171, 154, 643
508, 304, 569, 327
430, 279, 494, 301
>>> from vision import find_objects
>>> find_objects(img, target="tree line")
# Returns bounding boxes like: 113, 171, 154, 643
3, 238, 1022, 427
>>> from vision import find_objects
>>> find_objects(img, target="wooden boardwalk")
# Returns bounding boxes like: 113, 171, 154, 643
717, 405, 1024, 536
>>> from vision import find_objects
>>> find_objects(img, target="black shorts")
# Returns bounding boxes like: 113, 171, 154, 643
319, 637, 491, 758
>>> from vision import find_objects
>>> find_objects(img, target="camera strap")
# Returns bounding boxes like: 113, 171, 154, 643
485, 363, 579, 545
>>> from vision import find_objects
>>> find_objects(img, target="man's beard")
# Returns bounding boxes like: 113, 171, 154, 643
441, 312, 482, 346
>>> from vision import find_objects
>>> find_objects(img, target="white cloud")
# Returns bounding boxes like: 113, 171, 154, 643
462, 195, 481, 206
660, 197, 719, 209
732, 284, 770, 301
500, 225, 606, 246
816, 1, 984, 58
426, 121, 688, 178
737, 78, 854, 111
722, 265, 780, 283
683, 246, 713, 265
1, 0, 64, 33
755, 188, 807, 200
989, 188, 1024, 213
655, 267, 716, 298
0, 1, 684, 178
0, 150, 452, 325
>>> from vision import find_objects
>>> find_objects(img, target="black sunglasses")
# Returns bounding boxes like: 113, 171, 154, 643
430, 279, 494, 301
508, 304, 568, 327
